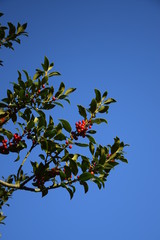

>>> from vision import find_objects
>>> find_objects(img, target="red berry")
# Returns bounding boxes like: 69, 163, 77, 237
91, 171, 94, 175
69, 145, 72, 149
25, 93, 29, 97
52, 96, 56, 101
89, 125, 92, 129
42, 84, 45, 88
65, 140, 69, 145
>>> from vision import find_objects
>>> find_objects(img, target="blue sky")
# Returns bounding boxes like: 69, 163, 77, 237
1, 0, 160, 239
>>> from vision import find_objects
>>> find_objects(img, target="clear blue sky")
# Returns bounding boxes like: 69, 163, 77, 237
1, 0, 160, 239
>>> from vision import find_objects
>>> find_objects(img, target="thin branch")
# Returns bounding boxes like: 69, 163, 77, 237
17, 144, 35, 179
0, 180, 20, 189
20, 174, 35, 187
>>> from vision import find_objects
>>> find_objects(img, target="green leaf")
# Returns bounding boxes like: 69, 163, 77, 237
89, 98, 97, 113
7, 89, 13, 101
70, 160, 78, 175
42, 56, 49, 71
77, 105, 87, 119
87, 130, 96, 134
59, 119, 71, 133
0, 214, 6, 223
85, 135, 96, 144
55, 82, 65, 98
48, 72, 61, 77
14, 153, 20, 162
64, 88, 76, 95
23, 70, 30, 80
94, 89, 101, 103
89, 142, 95, 155
98, 105, 109, 113
11, 112, 17, 123
54, 133, 66, 141
102, 91, 108, 100
62, 185, 74, 199
91, 118, 107, 125
79, 172, 94, 181
80, 181, 89, 193
42, 103, 55, 110
42, 187, 48, 197
54, 102, 64, 108
8, 22, 16, 35
19, 89, 25, 99
0, 102, 8, 108
39, 154, 45, 160
104, 98, 116, 105
74, 142, 89, 147
33, 71, 43, 80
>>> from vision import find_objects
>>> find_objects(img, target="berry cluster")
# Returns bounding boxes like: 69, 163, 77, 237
0, 133, 25, 154
0, 139, 9, 154
51, 167, 60, 177
33, 175, 45, 188
71, 119, 92, 140
0, 127, 38, 154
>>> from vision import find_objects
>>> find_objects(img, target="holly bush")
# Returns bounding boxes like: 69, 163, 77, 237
0, 13, 128, 227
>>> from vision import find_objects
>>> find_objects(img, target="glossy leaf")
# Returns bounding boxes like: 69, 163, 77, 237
94, 89, 101, 103
59, 119, 71, 133
104, 98, 116, 105
80, 181, 89, 193
91, 118, 108, 125
64, 88, 76, 95
79, 172, 94, 181
89, 99, 97, 113
77, 105, 87, 119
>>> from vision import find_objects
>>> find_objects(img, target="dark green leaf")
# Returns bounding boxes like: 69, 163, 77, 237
91, 118, 107, 125
42, 187, 48, 197
98, 105, 109, 113
80, 181, 89, 193
39, 154, 45, 160
8, 22, 16, 35
33, 72, 43, 80
89, 142, 95, 155
70, 160, 78, 175
64, 88, 76, 95
0, 102, 8, 108
48, 72, 61, 77
94, 89, 101, 103
102, 91, 108, 99
77, 105, 87, 119
85, 135, 96, 144
104, 98, 116, 105
79, 172, 94, 181
54, 133, 66, 141
89, 99, 97, 113
74, 142, 89, 147
59, 119, 71, 133
43, 56, 49, 71
87, 130, 96, 134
